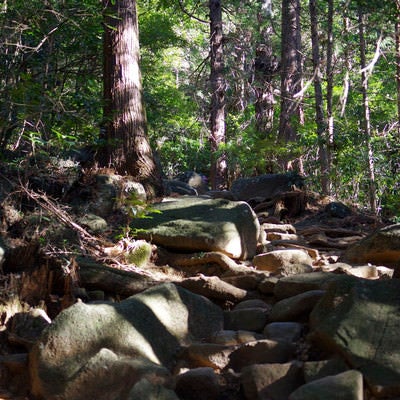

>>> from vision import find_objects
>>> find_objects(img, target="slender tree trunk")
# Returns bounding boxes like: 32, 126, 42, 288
394, 2, 400, 190
254, 26, 279, 136
340, 15, 351, 118
396, 1, 400, 136
100, 0, 163, 199
278, 0, 303, 169
209, 0, 227, 190
358, 7, 377, 213
231, 21, 249, 114
232, 41, 246, 112
325, 0, 334, 192
309, 0, 329, 195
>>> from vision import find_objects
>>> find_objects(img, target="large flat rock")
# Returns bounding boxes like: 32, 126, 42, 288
131, 197, 260, 260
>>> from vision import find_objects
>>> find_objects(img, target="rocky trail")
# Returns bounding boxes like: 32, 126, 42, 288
0, 162, 399, 400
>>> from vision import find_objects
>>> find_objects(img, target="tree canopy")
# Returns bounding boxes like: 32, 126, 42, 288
0, 0, 399, 218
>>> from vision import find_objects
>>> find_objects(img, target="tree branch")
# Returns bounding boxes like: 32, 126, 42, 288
360, 33, 383, 75
178, 0, 208, 24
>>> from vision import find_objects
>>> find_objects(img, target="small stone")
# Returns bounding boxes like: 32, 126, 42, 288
241, 362, 303, 400
179, 275, 247, 302
266, 232, 301, 241
261, 223, 297, 234
253, 249, 313, 273
184, 343, 233, 370
127, 379, 178, 400
233, 299, 271, 311
224, 308, 268, 332
8, 308, 51, 349
228, 339, 295, 371
222, 273, 263, 290
87, 290, 105, 301
208, 330, 264, 346
263, 322, 303, 343
175, 368, 221, 400
303, 358, 349, 383
269, 290, 325, 322
258, 276, 279, 294
325, 201, 352, 218
273, 272, 341, 300
289, 370, 363, 400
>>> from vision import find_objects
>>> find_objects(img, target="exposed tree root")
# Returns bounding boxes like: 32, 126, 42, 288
157, 250, 253, 276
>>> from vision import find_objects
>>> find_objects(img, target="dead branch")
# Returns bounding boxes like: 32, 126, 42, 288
20, 184, 109, 254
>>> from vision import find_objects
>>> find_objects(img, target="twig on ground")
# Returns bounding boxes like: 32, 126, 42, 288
19, 183, 108, 255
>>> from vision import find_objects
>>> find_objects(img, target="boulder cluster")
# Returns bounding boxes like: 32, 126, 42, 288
1, 169, 400, 400
27, 244, 400, 400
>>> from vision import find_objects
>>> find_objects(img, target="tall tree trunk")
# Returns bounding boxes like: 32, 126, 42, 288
231, 40, 246, 112
278, 0, 303, 169
100, 0, 163, 199
396, 0, 400, 137
358, 7, 377, 213
231, 19, 249, 114
309, 0, 329, 195
209, 0, 227, 190
340, 15, 351, 117
325, 0, 334, 193
254, 26, 279, 136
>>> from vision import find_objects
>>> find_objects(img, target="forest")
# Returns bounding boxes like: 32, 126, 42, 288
2, 2, 400, 399
1, 0, 399, 218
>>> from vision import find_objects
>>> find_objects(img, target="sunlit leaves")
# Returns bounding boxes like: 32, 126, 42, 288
0, 0, 103, 149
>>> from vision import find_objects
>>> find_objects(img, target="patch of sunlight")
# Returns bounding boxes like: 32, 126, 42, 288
126, 328, 161, 365
138, 288, 189, 342
220, 222, 242, 258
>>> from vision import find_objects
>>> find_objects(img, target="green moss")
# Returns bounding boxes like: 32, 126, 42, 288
126, 240, 152, 267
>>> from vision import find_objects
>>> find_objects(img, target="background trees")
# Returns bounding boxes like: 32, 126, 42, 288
0, 0, 399, 218
0, 0, 102, 151
278, 0, 303, 156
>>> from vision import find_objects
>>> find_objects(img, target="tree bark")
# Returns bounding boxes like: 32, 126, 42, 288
254, 27, 279, 136
325, 0, 334, 192
209, 0, 227, 190
100, 0, 163, 199
358, 7, 377, 213
396, 1, 400, 136
278, 0, 303, 168
340, 15, 351, 117
309, 0, 329, 195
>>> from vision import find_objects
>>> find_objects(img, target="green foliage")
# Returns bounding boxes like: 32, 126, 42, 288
116, 192, 162, 240
139, 1, 210, 177
140, 10, 184, 52
0, 0, 103, 151
1, 0, 400, 217
125, 193, 161, 221
348, 0, 396, 21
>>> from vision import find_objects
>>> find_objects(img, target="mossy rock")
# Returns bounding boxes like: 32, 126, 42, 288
126, 240, 152, 267
131, 197, 260, 260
